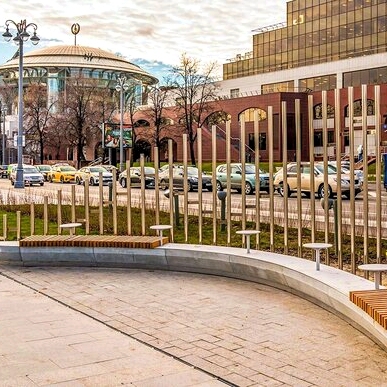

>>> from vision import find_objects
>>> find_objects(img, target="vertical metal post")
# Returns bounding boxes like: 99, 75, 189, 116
281, 101, 288, 254
375, 85, 382, 263
334, 89, 343, 268
240, 115, 246, 232
183, 134, 188, 242
211, 125, 217, 244
14, 38, 24, 188
268, 106, 275, 252
254, 110, 261, 250
295, 100, 302, 256
348, 87, 356, 273
140, 154, 146, 235
2, 106, 6, 166
307, 96, 315, 244
198, 127, 203, 244
226, 121, 232, 246
154, 147, 160, 226
361, 84, 369, 263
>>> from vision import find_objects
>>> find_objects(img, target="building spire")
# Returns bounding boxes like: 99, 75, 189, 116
71, 23, 80, 46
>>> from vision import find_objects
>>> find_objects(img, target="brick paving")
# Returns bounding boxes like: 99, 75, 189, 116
1, 266, 387, 386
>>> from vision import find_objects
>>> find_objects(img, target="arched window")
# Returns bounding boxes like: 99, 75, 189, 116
344, 99, 374, 117
239, 108, 267, 122
313, 103, 335, 119
204, 111, 231, 127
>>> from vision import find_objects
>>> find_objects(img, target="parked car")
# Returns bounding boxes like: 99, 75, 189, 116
216, 163, 270, 195
273, 162, 363, 199
118, 166, 156, 189
75, 165, 113, 186
102, 164, 119, 180
47, 165, 77, 183
0, 164, 8, 178
159, 165, 212, 191
328, 161, 364, 184
9, 165, 44, 186
35, 165, 52, 181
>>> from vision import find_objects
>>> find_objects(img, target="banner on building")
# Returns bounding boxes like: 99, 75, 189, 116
103, 122, 133, 148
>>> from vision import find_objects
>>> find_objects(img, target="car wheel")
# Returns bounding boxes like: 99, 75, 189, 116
48, 176, 53, 183
245, 182, 253, 195
120, 178, 127, 188
207, 186, 213, 192
40, 182, 44, 186
90, 177, 95, 186
76, 177, 81, 185
188, 181, 194, 192
318, 184, 332, 199
278, 182, 290, 197
160, 179, 168, 190
60, 176, 64, 184
216, 180, 223, 191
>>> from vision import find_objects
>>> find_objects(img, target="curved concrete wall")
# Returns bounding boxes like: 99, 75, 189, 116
0, 241, 386, 351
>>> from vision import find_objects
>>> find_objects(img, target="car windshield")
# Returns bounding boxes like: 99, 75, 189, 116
315, 164, 337, 175
24, 167, 38, 173
38, 166, 50, 171
186, 167, 199, 176
61, 166, 76, 172
90, 167, 106, 173
244, 164, 266, 174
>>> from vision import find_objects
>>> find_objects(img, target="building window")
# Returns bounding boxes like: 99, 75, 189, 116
344, 99, 375, 117
313, 103, 335, 119
230, 88, 239, 98
248, 133, 267, 151
240, 108, 267, 122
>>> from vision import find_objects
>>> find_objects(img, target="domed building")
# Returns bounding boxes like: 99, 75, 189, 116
0, 43, 158, 165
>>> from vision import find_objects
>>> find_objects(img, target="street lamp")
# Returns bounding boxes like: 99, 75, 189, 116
2, 19, 40, 188
0, 103, 7, 166
115, 76, 129, 172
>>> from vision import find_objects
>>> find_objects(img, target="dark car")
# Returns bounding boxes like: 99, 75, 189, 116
0, 164, 8, 178
159, 166, 212, 192
118, 166, 156, 188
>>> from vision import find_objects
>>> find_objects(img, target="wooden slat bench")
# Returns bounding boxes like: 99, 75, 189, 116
350, 289, 387, 330
19, 235, 169, 249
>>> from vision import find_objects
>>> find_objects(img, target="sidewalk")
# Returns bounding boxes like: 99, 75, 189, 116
1, 266, 387, 386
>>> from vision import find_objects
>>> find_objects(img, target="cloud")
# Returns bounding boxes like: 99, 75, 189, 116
0, 0, 287, 79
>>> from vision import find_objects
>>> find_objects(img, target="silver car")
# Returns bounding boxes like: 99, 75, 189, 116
10, 165, 44, 186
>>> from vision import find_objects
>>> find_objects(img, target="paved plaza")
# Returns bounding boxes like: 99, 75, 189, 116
0, 265, 387, 386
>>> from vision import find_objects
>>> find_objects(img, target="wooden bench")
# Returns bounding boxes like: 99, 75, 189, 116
350, 289, 387, 330
19, 235, 169, 249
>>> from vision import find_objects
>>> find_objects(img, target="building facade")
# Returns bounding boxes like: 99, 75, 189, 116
0, 45, 158, 164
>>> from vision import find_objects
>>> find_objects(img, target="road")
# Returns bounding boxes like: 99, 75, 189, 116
0, 177, 385, 236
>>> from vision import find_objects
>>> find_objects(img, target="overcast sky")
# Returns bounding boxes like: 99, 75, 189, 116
0, 0, 287, 80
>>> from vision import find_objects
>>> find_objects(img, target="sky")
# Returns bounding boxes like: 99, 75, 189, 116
0, 0, 287, 81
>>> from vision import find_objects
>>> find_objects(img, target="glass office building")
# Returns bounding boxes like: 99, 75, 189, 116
223, 0, 387, 92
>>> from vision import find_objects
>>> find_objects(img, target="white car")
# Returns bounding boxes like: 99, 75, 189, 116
10, 165, 44, 186
75, 166, 113, 186
273, 162, 363, 199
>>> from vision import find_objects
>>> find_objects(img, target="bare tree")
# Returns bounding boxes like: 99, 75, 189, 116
144, 84, 172, 165
56, 76, 113, 168
170, 54, 219, 165
23, 84, 56, 163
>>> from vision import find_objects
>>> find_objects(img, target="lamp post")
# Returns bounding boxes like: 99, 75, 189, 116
1, 103, 7, 166
115, 76, 129, 172
2, 20, 40, 188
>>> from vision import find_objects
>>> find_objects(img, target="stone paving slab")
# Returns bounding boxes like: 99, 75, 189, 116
1, 266, 387, 386
0, 271, 224, 387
